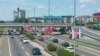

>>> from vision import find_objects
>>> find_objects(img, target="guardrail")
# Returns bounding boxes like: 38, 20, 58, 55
0, 23, 70, 27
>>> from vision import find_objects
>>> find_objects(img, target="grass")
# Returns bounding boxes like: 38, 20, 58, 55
23, 32, 35, 41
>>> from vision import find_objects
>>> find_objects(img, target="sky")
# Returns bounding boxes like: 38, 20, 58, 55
0, 0, 100, 21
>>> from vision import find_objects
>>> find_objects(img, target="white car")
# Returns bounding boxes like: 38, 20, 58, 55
22, 38, 29, 43
65, 47, 75, 52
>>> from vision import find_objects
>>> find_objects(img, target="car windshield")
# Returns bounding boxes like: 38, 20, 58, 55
23, 38, 27, 40
32, 48, 40, 51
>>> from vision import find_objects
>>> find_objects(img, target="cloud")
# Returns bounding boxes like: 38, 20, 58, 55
80, 4, 86, 8
80, 0, 89, 4
36, 5, 48, 10
80, 0, 96, 4
80, 0, 96, 8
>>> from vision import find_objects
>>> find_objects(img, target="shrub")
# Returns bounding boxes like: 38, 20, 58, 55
57, 48, 79, 56
57, 48, 74, 56
47, 44, 57, 52
24, 32, 35, 40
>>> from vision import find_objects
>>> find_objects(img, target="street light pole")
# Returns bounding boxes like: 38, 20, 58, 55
48, 0, 50, 43
34, 7, 37, 35
74, 0, 76, 56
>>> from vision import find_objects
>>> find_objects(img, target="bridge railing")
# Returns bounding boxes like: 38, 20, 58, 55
0, 23, 71, 26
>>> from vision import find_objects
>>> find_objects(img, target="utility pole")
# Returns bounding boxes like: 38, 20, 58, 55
74, 0, 76, 56
48, 0, 50, 43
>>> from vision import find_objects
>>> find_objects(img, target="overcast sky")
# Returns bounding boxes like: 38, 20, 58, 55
0, 0, 100, 21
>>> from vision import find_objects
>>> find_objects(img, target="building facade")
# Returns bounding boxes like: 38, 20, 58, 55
93, 13, 100, 23
76, 15, 92, 24
13, 8, 26, 23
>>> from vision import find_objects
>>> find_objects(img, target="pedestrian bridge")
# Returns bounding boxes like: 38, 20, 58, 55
0, 23, 71, 27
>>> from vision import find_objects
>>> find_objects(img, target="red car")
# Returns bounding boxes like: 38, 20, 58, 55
37, 36, 44, 41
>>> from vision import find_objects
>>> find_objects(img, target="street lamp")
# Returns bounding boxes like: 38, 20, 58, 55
74, 0, 76, 56
48, 0, 51, 43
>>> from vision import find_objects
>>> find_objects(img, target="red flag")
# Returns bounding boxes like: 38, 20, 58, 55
44, 26, 49, 34
50, 26, 53, 33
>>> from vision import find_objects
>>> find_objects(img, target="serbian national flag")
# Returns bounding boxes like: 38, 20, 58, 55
75, 28, 81, 39
49, 26, 53, 33
69, 28, 81, 39
68, 29, 74, 39
68, 30, 72, 39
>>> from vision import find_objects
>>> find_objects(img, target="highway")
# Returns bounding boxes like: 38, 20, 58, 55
36, 35, 100, 56
0, 28, 47, 56
81, 27, 100, 40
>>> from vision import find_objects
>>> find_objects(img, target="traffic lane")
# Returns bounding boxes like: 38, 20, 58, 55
76, 48, 97, 56
81, 29, 100, 40
82, 27, 100, 35
76, 49, 94, 56
39, 35, 98, 56
15, 35, 45, 56
0, 35, 9, 56
8, 35, 28, 56
15, 35, 33, 56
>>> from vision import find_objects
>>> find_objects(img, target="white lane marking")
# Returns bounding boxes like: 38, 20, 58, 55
7, 35, 12, 56
26, 52, 30, 56
15, 35, 30, 56
21, 46, 24, 49
19, 42, 21, 45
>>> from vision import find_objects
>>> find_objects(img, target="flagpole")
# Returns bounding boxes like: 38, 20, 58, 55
74, 0, 76, 56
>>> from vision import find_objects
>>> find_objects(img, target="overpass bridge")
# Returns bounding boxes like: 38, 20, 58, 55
0, 23, 71, 27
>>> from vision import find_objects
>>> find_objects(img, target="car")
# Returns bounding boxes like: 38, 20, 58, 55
22, 38, 29, 43
65, 47, 75, 52
52, 39, 58, 43
20, 35, 24, 41
10, 35, 14, 38
37, 36, 44, 41
8, 32, 11, 35
21, 37, 24, 41
62, 42, 69, 47
31, 47, 41, 55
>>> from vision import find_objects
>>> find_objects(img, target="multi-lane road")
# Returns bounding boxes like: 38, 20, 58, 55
38, 35, 100, 56
0, 28, 48, 56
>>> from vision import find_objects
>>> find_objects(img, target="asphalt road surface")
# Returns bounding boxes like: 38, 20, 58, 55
0, 28, 45, 56
36, 35, 100, 56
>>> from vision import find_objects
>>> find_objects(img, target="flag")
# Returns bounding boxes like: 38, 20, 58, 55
50, 26, 53, 33
68, 28, 81, 39
72, 29, 75, 39
44, 26, 49, 34
75, 28, 81, 39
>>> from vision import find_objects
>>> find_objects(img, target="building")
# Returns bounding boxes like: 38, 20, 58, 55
19, 9, 26, 22
93, 13, 100, 23
13, 11, 19, 22
61, 16, 74, 25
76, 15, 92, 24
13, 8, 26, 23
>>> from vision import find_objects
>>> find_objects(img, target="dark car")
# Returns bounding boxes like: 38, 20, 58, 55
62, 42, 69, 47
21, 37, 24, 41
8, 32, 11, 35
31, 47, 41, 55
52, 39, 58, 43
37, 36, 44, 41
